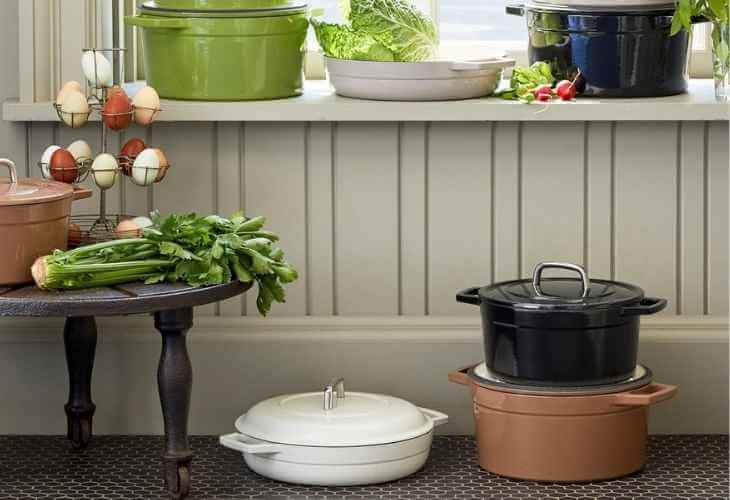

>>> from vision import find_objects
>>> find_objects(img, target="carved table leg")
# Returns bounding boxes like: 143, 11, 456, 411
155, 307, 194, 500
64, 316, 97, 450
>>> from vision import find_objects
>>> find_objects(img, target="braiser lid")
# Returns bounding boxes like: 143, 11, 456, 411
479, 262, 645, 311
235, 378, 435, 447
0, 159, 74, 207
470, 363, 653, 396
139, 0, 307, 16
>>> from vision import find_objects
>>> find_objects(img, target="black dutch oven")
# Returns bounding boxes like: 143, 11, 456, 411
506, 1, 703, 97
457, 262, 667, 386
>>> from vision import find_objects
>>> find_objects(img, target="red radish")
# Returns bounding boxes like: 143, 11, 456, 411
556, 80, 577, 101
533, 84, 552, 98
533, 84, 553, 102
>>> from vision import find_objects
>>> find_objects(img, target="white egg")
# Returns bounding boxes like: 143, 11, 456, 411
55, 80, 82, 106
132, 86, 161, 125
67, 140, 93, 163
131, 148, 160, 187
59, 90, 90, 128
40, 145, 61, 178
131, 216, 153, 229
81, 50, 113, 88
91, 153, 118, 190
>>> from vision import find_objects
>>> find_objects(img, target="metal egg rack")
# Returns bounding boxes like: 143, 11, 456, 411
45, 47, 167, 246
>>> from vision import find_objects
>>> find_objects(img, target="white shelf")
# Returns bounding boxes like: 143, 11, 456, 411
4, 79, 728, 123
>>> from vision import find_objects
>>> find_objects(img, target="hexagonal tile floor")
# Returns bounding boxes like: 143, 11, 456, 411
0, 435, 726, 499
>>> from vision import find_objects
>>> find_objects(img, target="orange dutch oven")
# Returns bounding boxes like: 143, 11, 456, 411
0, 158, 91, 286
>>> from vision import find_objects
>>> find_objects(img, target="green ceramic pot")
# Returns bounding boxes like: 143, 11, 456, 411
125, 6, 308, 101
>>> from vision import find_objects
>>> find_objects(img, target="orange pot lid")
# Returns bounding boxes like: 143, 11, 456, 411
0, 159, 74, 207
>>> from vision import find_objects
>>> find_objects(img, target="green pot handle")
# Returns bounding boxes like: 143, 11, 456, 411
124, 16, 190, 29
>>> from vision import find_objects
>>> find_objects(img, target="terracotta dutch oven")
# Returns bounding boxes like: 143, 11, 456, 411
0, 159, 91, 286
450, 363, 677, 482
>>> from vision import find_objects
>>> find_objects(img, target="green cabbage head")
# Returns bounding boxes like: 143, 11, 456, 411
312, 0, 438, 62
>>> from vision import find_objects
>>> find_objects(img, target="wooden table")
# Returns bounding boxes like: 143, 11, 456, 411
0, 281, 251, 499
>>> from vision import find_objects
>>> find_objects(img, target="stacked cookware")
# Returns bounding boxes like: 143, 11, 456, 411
453, 262, 677, 482
507, 0, 704, 97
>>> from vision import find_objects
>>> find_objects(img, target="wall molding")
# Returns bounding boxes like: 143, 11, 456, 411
0, 315, 726, 345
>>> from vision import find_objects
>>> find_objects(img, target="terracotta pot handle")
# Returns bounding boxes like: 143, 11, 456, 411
448, 365, 474, 386
72, 186, 93, 201
612, 383, 678, 407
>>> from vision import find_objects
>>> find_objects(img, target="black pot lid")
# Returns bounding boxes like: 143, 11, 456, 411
470, 363, 653, 396
479, 262, 645, 311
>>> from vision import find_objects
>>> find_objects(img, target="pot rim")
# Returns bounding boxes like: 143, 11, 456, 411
465, 363, 653, 396
138, 0, 307, 17
450, 364, 678, 415
523, 0, 677, 14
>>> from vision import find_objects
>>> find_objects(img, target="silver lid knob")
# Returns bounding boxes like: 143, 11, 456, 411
323, 378, 345, 411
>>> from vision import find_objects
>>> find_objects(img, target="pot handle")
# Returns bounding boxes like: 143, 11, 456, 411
505, 4, 525, 16
419, 407, 449, 427
621, 297, 668, 316
219, 433, 282, 455
612, 383, 678, 407
533, 262, 590, 298
0, 159, 18, 185
124, 16, 190, 30
456, 287, 481, 306
72, 186, 93, 201
448, 366, 474, 386
451, 58, 516, 72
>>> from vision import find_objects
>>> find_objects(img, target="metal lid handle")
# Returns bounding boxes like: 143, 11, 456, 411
532, 262, 590, 299
0, 159, 18, 185
323, 378, 345, 411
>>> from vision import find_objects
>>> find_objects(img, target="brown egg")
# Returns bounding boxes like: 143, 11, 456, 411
102, 89, 133, 130
153, 148, 170, 182
49, 149, 78, 184
107, 85, 125, 100
116, 219, 142, 239
119, 138, 146, 175
67, 223, 82, 244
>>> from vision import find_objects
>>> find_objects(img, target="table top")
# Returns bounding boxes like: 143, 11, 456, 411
0, 281, 251, 317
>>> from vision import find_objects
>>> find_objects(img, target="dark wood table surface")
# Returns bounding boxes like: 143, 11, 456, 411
0, 281, 251, 500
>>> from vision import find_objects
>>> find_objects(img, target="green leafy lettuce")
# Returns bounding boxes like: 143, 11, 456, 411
312, 0, 438, 62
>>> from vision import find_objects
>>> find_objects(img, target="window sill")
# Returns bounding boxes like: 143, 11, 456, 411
4, 79, 728, 123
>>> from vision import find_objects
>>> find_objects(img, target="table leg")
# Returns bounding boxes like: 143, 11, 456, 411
155, 307, 194, 500
64, 316, 97, 450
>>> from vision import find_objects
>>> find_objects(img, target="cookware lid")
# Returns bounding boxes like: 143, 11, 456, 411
469, 363, 653, 396
0, 159, 73, 207
525, 0, 676, 12
235, 378, 435, 447
139, 0, 307, 16
479, 262, 645, 310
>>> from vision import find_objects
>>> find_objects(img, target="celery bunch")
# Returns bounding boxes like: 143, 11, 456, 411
31, 211, 298, 316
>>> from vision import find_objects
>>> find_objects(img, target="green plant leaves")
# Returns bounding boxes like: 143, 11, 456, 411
311, 0, 437, 62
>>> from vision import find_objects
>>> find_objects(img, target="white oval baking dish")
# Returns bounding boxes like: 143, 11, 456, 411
325, 56, 516, 101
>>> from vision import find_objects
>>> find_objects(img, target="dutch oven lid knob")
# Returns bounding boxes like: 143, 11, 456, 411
323, 377, 345, 411
532, 261, 590, 299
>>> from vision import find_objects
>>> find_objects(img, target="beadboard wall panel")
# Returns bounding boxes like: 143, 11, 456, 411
10, 120, 729, 318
